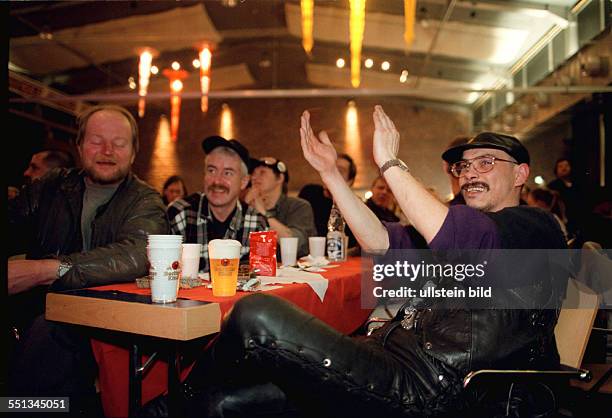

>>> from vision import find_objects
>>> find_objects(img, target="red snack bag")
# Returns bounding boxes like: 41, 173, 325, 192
249, 231, 277, 276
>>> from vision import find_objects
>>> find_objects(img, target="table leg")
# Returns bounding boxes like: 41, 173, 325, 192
167, 342, 182, 417
129, 342, 142, 417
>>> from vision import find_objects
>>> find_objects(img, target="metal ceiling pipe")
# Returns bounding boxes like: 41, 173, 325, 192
414, 0, 458, 88
9, 85, 612, 104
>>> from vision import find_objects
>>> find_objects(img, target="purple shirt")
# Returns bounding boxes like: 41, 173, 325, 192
385, 205, 501, 250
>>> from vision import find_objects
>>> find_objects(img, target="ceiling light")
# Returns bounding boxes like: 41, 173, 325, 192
349, 0, 366, 87
192, 59, 201, 69
381, 61, 390, 71
404, 0, 417, 46
162, 68, 188, 142
150, 65, 159, 75
137, 50, 153, 117
534, 176, 545, 185
171, 61, 181, 71
336, 58, 346, 68
364, 58, 373, 68
301, 0, 314, 55
364, 191, 373, 200
128, 80, 136, 90
400, 70, 409, 83
199, 46, 212, 113
171, 79, 183, 93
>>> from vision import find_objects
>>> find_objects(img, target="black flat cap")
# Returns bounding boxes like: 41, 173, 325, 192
442, 132, 530, 165
202, 136, 250, 167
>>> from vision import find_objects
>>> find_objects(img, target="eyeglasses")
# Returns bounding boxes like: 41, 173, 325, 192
450, 155, 518, 178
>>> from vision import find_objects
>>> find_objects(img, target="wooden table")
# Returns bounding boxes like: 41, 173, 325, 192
45, 258, 371, 418
46, 289, 222, 340
46, 289, 222, 417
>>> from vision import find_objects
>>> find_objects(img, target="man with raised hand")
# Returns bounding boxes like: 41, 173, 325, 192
142, 107, 567, 418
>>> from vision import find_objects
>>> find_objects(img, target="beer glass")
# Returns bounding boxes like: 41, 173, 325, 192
208, 239, 241, 297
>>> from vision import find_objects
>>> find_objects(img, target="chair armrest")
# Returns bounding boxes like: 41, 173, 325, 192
463, 365, 592, 389
591, 327, 612, 334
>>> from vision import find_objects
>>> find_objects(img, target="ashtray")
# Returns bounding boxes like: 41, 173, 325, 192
238, 264, 257, 280
180, 276, 203, 289
135, 276, 204, 289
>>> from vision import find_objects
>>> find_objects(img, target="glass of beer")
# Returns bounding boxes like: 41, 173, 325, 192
208, 239, 241, 297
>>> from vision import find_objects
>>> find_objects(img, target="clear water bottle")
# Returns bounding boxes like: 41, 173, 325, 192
326, 203, 347, 261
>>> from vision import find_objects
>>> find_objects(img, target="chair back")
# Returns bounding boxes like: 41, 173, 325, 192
554, 278, 600, 368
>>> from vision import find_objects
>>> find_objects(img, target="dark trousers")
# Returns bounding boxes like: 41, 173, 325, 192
185, 293, 464, 418
8, 314, 99, 414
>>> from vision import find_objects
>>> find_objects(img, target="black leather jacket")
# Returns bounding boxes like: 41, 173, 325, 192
392, 207, 568, 376
9, 168, 169, 290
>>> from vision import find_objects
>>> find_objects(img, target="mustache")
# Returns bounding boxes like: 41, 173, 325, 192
461, 181, 490, 192
207, 185, 229, 193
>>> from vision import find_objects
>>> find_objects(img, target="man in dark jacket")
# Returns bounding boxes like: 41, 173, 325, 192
143, 107, 567, 418
8, 105, 168, 408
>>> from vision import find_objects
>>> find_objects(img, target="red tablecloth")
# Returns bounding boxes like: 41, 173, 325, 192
89, 258, 371, 417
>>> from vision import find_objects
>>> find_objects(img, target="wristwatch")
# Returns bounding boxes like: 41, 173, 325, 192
380, 158, 409, 175
57, 260, 73, 279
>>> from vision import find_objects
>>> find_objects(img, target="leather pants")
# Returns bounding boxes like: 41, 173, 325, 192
183, 293, 465, 418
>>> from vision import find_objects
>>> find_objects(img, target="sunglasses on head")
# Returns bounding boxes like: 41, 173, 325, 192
258, 157, 287, 174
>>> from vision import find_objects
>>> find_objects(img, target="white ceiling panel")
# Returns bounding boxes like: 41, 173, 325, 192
10, 4, 221, 75
286, 2, 558, 66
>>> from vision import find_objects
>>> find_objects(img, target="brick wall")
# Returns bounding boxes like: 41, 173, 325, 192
132, 97, 471, 200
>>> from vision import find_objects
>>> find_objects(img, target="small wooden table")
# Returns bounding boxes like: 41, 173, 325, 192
46, 289, 223, 417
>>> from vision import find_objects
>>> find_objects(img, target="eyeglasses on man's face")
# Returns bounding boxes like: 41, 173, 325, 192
450, 155, 518, 178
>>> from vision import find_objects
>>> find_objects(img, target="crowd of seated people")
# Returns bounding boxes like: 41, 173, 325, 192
7, 102, 610, 418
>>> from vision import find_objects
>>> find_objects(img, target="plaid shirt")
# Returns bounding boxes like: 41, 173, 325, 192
167, 193, 268, 272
